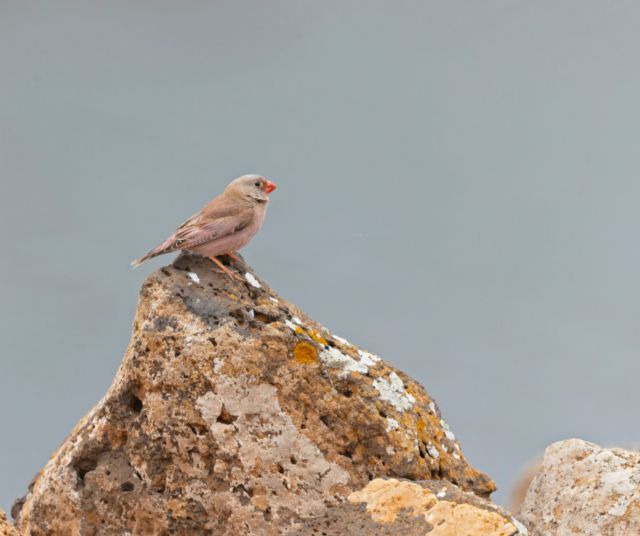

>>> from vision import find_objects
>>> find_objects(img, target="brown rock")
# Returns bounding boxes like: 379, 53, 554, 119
0, 509, 19, 536
14, 254, 497, 535
519, 439, 640, 535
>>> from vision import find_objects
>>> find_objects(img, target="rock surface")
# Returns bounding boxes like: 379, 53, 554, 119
0, 509, 19, 536
298, 478, 526, 535
519, 439, 640, 535
14, 254, 499, 535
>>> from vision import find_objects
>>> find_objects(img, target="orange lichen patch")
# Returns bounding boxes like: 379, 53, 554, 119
401, 412, 416, 429
307, 329, 328, 346
416, 417, 428, 443
293, 341, 318, 364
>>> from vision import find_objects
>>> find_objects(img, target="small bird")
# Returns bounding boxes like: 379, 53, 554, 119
132, 174, 277, 280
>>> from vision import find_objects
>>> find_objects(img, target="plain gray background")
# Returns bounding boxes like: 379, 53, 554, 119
2, 0, 640, 513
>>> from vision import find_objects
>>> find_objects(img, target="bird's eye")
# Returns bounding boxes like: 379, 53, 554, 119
254, 181, 261, 187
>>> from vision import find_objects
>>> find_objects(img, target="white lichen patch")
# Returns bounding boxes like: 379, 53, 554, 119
247, 309, 255, 320
428, 401, 436, 414
426, 443, 440, 459
437, 487, 447, 498
187, 272, 200, 283
386, 418, 400, 431
244, 272, 261, 288
319, 346, 371, 378
372, 371, 416, 412
284, 319, 299, 331
292, 316, 303, 325
213, 358, 223, 374
357, 349, 380, 367
440, 419, 456, 441
269, 297, 279, 303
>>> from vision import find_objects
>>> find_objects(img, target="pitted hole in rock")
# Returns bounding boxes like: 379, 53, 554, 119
188, 423, 208, 437
208, 337, 218, 347
229, 309, 247, 325
121, 482, 135, 492
290, 455, 298, 465
72, 455, 99, 490
217, 405, 237, 425
119, 386, 144, 414
131, 396, 143, 414
342, 388, 353, 398
232, 484, 252, 506
253, 312, 272, 323
341, 447, 354, 460
320, 415, 331, 428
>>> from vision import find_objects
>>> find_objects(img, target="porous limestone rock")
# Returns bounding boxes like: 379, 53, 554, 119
0, 509, 19, 536
519, 439, 640, 535
297, 478, 527, 535
14, 254, 497, 535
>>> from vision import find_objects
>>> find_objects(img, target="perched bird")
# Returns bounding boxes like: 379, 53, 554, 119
132, 174, 277, 280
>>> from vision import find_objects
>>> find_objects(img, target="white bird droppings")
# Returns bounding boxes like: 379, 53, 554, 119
187, 272, 200, 283
333, 335, 352, 346
372, 371, 416, 412
269, 297, 279, 303
244, 273, 261, 288
436, 487, 447, 498
292, 316, 303, 325
284, 319, 298, 331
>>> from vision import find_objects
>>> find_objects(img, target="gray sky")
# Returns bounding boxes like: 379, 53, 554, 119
2, 0, 640, 511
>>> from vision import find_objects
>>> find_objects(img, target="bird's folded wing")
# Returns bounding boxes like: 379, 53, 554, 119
173, 208, 254, 249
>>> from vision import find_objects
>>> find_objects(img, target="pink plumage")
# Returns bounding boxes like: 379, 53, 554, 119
132, 175, 276, 278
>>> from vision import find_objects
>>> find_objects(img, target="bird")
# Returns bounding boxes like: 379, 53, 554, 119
132, 174, 277, 280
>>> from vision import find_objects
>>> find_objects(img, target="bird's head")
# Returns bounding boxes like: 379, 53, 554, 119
226, 174, 277, 203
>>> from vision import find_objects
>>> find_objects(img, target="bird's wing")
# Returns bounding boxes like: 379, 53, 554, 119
172, 203, 254, 250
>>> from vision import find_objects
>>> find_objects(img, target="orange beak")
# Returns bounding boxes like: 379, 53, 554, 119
265, 180, 277, 194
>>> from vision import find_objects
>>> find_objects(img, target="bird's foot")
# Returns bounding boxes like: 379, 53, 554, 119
208, 256, 243, 282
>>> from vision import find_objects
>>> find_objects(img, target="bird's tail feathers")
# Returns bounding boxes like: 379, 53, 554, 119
130, 251, 157, 268
131, 236, 176, 268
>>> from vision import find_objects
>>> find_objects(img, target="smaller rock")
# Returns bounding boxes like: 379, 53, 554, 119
519, 439, 640, 535
295, 478, 527, 535
0, 509, 19, 536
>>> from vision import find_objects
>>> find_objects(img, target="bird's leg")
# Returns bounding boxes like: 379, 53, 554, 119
208, 256, 243, 282
225, 251, 246, 272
